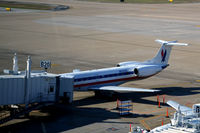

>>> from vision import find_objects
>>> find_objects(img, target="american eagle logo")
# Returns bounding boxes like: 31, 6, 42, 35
161, 49, 167, 62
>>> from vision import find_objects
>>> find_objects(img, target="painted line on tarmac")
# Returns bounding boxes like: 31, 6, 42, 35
140, 114, 165, 130
140, 119, 151, 131
140, 108, 173, 130
51, 64, 60, 67
41, 122, 47, 133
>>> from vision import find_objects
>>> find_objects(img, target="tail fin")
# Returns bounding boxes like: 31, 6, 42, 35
149, 39, 188, 64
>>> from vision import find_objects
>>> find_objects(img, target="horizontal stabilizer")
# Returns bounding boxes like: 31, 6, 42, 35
167, 100, 192, 115
155, 39, 188, 46
91, 86, 160, 92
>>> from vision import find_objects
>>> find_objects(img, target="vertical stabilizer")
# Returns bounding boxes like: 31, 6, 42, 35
149, 40, 188, 65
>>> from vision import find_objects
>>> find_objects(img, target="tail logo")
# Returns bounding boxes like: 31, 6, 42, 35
161, 49, 167, 62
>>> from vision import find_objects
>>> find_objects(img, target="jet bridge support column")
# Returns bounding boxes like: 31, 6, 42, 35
25, 56, 31, 109
13, 53, 18, 74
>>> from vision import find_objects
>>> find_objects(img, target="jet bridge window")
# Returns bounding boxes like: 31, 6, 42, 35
49, 85, 54, 93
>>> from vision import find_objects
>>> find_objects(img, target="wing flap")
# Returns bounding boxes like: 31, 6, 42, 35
91, 86, 159, 92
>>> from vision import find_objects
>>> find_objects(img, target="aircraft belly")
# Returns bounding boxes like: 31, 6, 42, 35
75, 81, 126, 91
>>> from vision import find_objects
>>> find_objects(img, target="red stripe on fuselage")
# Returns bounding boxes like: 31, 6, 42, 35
74, 76, 146, 88
74, 71, 161, 88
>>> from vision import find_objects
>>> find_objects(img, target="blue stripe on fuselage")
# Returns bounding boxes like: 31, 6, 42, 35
74, 71, 134, 82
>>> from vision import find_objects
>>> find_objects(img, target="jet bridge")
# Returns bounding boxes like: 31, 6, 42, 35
0, 72, 59, 106
0, 54, 74, 106
59, 75, 74, 103
0, 54, 74, 125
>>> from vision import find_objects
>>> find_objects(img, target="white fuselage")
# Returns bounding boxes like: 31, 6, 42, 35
62, 63, 166, 91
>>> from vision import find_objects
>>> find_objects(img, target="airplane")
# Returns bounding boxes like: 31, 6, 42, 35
60, 40, 188, 96
167, 100, 200, 127
167, 100, 200, 116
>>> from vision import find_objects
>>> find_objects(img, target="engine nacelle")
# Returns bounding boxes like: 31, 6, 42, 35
134, 65, 162, 77
117, 61, 139, 67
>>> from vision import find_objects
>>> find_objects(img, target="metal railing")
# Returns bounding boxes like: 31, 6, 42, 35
0, 111, 10, 120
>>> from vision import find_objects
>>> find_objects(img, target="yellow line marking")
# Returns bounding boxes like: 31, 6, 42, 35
140, 114, 165, 130
140, 119, 151, 130
196, 25, 200, 28
196, 80, 200, 82
140, 108, 174, 130
51, 64, 60, 67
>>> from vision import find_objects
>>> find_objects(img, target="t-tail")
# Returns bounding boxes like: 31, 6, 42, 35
148, 39, 188, 65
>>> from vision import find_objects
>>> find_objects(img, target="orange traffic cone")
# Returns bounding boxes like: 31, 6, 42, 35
158, 98, 161, 108
166, 107, 169, 118
162, 118, 164, 126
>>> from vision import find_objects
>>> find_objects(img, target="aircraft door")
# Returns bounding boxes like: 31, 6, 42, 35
47, 83, 56, 101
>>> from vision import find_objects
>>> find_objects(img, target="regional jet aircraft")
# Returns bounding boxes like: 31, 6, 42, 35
60, 40, 188, 95
167, 100, 200, 116
167, 100, 194, 116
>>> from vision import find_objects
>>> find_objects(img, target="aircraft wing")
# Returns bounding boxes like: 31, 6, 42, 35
167, 100, 193, 115
90, 86, 159, 92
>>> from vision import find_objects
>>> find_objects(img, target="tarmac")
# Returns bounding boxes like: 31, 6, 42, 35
1, 0, 200, 132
